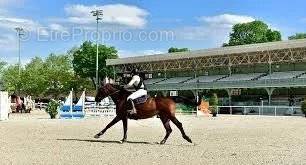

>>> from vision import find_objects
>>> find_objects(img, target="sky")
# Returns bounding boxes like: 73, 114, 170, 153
0, 0, 305, 64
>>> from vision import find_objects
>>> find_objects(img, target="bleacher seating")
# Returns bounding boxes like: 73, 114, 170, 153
259, 71, 305, 80
185, 75, 227, 83
156, 77, 193, 84
144, 78, 166, 85
298, 73, 306, 79
218, 73, 264, 82
146, 71, 306, 85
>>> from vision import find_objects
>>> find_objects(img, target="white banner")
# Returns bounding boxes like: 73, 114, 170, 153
0, 92, 9, 121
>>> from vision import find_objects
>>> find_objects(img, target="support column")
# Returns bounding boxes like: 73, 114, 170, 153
265, 87, 275, 105
192, 90, 203, 116
268, 51, 272, 76
112, 66, 116, 83
228, 55, 232, 76
226, 89, 233, 115
161, 91, 168, 97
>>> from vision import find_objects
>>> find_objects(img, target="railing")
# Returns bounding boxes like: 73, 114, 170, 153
84, 104, 116, 117
35, 103, 48, 109
147, 78, 306, 90
214, 106, 303, 116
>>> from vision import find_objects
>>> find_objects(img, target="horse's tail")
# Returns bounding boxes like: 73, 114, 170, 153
170, 96, 202, 107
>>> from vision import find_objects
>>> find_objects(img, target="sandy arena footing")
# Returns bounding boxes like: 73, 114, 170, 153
1, 110, 306, 165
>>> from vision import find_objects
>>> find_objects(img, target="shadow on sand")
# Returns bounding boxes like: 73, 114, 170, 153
56, 138, 154, 145
56, 138, 197, 147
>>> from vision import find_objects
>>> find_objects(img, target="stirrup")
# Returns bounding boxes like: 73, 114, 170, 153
128, 108, 137, 115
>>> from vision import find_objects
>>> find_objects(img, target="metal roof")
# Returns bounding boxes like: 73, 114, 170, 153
107, 39, 306, 66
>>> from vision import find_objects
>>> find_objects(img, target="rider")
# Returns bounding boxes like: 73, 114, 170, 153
124, 68, 147, 114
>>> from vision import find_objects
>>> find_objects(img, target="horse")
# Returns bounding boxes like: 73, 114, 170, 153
94, 83, 201, 144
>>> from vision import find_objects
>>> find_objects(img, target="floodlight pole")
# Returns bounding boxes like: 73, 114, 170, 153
15, 27, 24, 94
91, 10, 103, 91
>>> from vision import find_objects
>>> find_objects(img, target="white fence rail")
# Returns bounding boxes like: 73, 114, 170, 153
84, 104, 116, 117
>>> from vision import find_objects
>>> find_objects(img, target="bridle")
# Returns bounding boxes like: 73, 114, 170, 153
108, 90, 120, 97
98, 84, 122, 100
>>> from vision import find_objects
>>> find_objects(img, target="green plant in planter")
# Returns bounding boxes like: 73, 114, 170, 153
209, 93, 218, 117
45, 99, 60, 119
301, 99, 306, 118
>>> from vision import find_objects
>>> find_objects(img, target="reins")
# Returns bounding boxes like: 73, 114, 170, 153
108, 90, 120, 97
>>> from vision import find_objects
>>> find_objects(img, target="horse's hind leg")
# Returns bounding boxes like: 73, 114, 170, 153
94, 116, 121, 139
159, 114, 172, 144
169, 116, 192, 143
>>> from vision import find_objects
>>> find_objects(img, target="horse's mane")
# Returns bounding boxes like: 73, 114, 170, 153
109, 84, 131, 95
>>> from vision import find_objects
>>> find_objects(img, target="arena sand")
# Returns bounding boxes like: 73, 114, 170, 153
1, 110, 306, 165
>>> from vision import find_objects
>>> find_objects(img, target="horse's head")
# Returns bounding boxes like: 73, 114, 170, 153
95, 83, 119, 102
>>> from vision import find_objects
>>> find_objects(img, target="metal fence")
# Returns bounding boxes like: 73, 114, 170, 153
215, 105, 303, 116
34, 102, 302, 117
35, 103, 48, 109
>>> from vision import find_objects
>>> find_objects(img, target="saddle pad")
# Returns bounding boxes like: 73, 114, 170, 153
133, 95, 148, 105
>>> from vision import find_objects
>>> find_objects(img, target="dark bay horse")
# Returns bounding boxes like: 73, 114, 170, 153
94, 83, 201, 144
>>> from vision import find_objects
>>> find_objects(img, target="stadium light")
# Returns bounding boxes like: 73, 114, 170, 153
91, 9, 103, 91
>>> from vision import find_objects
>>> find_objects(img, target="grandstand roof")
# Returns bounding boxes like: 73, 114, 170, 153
107, 39, 306, 66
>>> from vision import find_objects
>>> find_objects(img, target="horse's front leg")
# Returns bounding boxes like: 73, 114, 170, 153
120, 117, 128, 143
94, 116, 121, 139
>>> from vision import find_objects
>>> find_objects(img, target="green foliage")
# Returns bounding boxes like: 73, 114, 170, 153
209, 93, 218, 114
0, 61, 6, 89
45, 99, 60, 119
168, 47, 189, 53
0, 61, 6, 74
43, 54, 75, 97
1, 41, 117, 97
223, 20, 282, 47
2, 65, 22, 92
1, 54, 94, 98
71, 41, 118, 88
301, 98, 306, 117
288, 33, 306, 40
21, 57, 48, 97
178, 103, 194, 112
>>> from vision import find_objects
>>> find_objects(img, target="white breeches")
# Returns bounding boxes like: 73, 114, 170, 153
127, 89, 147, 100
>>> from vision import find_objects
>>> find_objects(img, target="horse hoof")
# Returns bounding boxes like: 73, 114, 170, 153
120, 139, 126, 144
94, 134, 100, 139
184, 136, 192, 143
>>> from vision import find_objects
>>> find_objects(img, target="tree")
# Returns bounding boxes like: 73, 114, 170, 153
168, 47, 189, 53
2, 65, 22, 93
0, 60, 7, 77
0, 61, 6, 89
43, 54, 76, 98
209, 93, 218, 117
288, 33, 306, 40
71, 41, 118, 88
21, 57, 48, 97
223, 20, 282, 47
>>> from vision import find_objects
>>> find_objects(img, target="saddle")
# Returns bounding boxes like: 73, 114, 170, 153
133, 95, 149, 105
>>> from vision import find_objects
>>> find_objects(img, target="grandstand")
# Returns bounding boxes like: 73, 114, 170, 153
155, 77, 193, 84
107, 39, 306, 109
259, 71, 305, 80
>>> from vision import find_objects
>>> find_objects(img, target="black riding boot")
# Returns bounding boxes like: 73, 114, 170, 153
127, 99, 137, 115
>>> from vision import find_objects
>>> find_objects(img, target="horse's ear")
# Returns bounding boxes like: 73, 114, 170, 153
100, 80, 105, 86
109, 78, 116, 84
